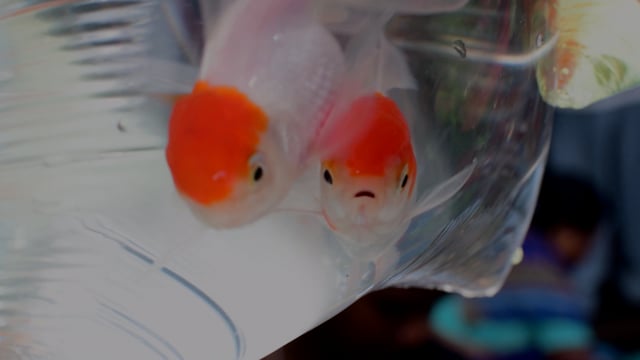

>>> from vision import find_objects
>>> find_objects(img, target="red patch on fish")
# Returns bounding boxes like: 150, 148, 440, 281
166, 81, 269, 205
323, 92, 417, 192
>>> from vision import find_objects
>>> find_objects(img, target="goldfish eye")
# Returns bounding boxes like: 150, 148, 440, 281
399, 164, 409, 190
401, 174, 409, 189
323, 169, 333, 185
249, 153, 265, 184
253, 166, 263, 182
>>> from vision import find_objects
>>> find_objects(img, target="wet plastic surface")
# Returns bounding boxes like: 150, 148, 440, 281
0, 0, 552, 358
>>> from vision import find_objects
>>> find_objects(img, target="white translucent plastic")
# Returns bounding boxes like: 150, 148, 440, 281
0, 0, 552, 359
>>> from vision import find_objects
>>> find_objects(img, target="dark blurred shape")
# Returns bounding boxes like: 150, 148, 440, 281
263, 288, 463, 359
532, 171, 606, 237
425, 171, 606, 360
549, 99, 640, 357
530, 170, 607, 267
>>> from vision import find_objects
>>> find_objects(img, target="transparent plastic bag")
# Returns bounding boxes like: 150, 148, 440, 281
376, 1, 553, 296
0, 0, 552, 359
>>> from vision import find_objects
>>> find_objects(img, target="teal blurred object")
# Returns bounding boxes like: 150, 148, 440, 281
430, 295, 531, 353
535, 319, 593, 353
428, 223, 600, 358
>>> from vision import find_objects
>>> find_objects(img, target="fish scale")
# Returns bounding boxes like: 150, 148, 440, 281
248, 22, 345, 164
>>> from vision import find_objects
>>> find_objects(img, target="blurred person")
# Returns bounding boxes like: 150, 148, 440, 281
427, 170, 607, 360
550, 100, 640, 355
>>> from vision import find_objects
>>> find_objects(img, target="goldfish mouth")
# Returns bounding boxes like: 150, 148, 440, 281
354, 190, 375, 198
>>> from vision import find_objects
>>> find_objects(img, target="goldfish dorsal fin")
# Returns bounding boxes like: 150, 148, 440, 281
409, 160, 476, 220
149, 93, 188, 105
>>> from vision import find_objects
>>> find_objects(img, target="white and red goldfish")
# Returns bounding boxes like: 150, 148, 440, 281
536, 0, 640, 109
165, 0, 347, 229
319, 92, 418, 245
315, 8, 476, 258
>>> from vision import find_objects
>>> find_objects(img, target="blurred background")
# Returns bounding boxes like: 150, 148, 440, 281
264, 92, 640, 360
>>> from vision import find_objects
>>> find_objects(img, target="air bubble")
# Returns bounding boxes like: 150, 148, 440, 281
536, 33, 544, 48
452, 40, 466, 58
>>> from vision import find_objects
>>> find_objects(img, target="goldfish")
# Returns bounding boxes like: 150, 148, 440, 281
319, 92, 417, 243
536, 0, 640, 109
165, 0, 347, 229
315, 6, 476, 258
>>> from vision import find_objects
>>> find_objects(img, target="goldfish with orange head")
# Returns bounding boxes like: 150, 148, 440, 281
314, 5, 476, 258
165, 0, 347, 229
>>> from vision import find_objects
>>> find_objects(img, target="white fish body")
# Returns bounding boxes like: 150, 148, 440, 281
200, 0, 347, 167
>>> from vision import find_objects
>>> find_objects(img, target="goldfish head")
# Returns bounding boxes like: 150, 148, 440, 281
320, 158, 416, 242
166, 81, 292, 229
318, 93, 417, 249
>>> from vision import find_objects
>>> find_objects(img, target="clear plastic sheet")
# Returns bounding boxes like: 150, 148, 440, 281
0, 0, 552, 358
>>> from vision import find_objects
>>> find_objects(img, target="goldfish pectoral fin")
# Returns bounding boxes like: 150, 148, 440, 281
409, 160, 476, 219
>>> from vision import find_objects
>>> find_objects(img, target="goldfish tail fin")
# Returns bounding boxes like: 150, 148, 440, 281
197, 0, 235, 36
409, 160, 476, 219
136, 57, 198, 95
378, 36, 417, 91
